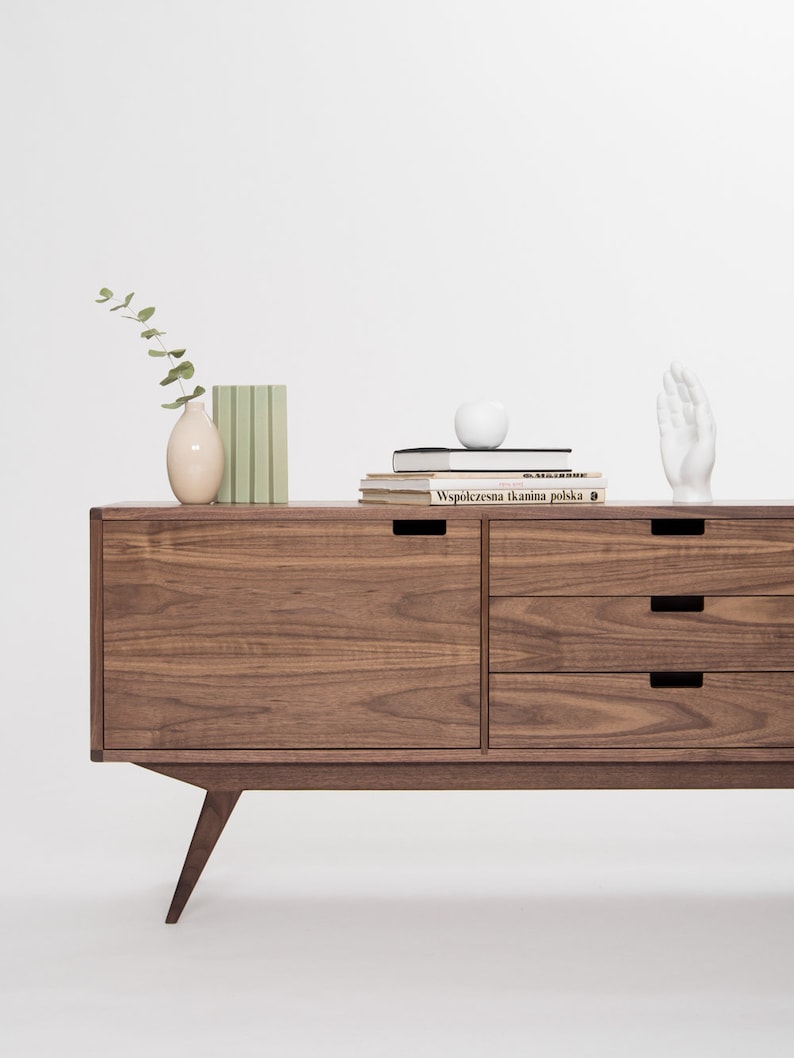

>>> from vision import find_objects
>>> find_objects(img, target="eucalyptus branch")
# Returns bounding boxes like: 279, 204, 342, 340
95, 287, 206, 409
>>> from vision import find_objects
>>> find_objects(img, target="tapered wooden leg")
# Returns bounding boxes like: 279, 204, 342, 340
165, 789, 242, 923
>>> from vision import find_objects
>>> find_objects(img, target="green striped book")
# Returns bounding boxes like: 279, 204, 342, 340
212, 385, 288, 503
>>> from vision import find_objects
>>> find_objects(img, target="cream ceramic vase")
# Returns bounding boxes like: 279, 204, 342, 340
166, 401, 225, 504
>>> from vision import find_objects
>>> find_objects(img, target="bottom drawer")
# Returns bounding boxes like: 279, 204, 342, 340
489, 673, 794, 748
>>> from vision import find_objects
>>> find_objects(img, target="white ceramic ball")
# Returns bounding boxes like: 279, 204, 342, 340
454, 400, 509, 449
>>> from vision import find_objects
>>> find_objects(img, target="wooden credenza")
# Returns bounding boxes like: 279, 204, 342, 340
90, 501, 794, 920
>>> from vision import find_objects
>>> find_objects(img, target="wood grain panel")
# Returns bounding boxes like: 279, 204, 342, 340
94, 502, 794, 523
102, 520, 481, 749
98, 745, 794, 763
489, 519, 794, 595
139, 759, 794, 790
490, 596, 794, 671
90, 514, 104, 754
490, 672, 794, 747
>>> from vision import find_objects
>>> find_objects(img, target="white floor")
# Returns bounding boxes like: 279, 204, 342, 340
3, 781, 794, 1058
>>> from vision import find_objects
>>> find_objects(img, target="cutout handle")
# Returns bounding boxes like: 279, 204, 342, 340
650, 595, 704, 612
651, 519, 705, 536
392, 520, 447, 536
650, 672, 704, 688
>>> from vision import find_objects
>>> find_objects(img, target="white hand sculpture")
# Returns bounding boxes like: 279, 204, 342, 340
656, 361, 716, 502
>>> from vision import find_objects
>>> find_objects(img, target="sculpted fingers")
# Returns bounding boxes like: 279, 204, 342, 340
695, 399, 716, 439
682, 366, 712, 411
663, 368, 679, 398
657, 391, 673, 434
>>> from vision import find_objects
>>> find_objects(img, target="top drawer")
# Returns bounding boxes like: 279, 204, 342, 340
489, 519, 794, 596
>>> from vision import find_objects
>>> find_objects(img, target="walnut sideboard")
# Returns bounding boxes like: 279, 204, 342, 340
90, 501, 794, 920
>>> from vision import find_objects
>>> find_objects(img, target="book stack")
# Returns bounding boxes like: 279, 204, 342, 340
359, 447, 606, 506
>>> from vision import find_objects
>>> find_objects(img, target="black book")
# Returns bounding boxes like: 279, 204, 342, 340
392, 447, 572, 473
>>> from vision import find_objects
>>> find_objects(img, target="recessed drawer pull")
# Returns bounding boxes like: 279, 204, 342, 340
651, 519, 705, 536
650, 671, 704, 688
650, 595, 705, 612
392, 519, 447, 536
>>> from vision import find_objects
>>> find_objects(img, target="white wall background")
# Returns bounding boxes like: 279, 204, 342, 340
2, 2, 794, 1055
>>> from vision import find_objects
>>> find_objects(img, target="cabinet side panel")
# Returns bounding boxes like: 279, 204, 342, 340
90, 513, 104, 757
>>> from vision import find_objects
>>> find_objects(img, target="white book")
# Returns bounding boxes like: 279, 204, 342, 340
360, 487, 606, 506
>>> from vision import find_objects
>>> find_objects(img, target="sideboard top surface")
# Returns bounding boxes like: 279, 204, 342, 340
91, 500, 794, 522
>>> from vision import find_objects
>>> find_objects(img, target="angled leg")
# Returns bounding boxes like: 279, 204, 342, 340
165, 789, 242, 923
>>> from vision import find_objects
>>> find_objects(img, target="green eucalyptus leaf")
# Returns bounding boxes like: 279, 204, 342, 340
162, 385, 206, 409
95, 285, 203, 411
160, 361, 195, 386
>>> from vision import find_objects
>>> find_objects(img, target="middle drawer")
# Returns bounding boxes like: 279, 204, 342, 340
489, 596, 794, 671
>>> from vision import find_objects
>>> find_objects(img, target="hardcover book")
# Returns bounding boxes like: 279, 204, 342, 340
392, 447, 572, 473
360, 488, 606, 506
362, 473, 606, 491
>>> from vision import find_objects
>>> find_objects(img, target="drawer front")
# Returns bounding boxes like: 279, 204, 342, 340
489, 520, 794, 596
489, 596, 794, 672
490, 673, 794, 748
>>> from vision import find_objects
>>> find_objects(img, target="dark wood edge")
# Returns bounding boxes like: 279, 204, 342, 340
105, 747, 794, 763
90, 501, 794, 522
90, 515, 104, 756
140, 760, 794, 791
480, 519, 489, 753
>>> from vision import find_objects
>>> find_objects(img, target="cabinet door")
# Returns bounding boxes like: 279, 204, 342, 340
101, 519, 481, 749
